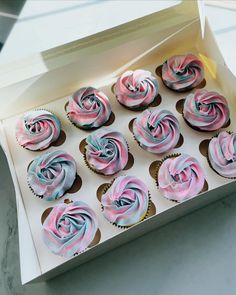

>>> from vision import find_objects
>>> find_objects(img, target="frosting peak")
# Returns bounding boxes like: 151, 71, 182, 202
115, 69, 159, 109
66, 87, 112, 129
158, 154, 205, 202
133, 108, 180, 154
208, 131, 236, 178
28, 150, 76, 201
85, 128, 129, 175
16, 110, 61, 150
42, 201, 98, 257
183, 90, 230, 131
101, 175, 149, 227
161, 54, 204, 92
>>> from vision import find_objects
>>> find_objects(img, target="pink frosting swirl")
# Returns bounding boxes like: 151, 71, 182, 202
16, 110, 61, 151
66, 87, 111, 129
161, 54, 204, 92
208, 131, 236, 178
158, 154, 205, 202
115, 69, 159, 109
133, 109, 180, 154
42, 201, 98, 257
85, 127, 129, 175
183, 90, 230, 131
101, 175, 149, 227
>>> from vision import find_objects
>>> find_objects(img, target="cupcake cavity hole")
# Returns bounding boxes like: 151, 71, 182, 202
146, 201, 156, 218
103, 111, 115, 127
128, 118, 135, 133
149, 94, 162, 108
175, 133, 184, 148
155, 65, 162, 77
96, 183, 110, 202
123, 152, 134, 170
223, 118, 231, 128
89, 229, 101, 248
176, 99, 185, 114
199, 139, 210, 157
149, 160, 162, 181
79, 138, 87, 154
41, 207, 53, 225
51, 130, 66, 147
66, 174, 82, 194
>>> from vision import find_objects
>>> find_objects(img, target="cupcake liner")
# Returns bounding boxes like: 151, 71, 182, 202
206, 131, 236, 180
99, 177, 152, 229
16, 108, 63, 151
65, 101, 115, 131
154, 153, 208, 203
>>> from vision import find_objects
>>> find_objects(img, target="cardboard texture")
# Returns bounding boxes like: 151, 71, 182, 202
0, 0, 235, 284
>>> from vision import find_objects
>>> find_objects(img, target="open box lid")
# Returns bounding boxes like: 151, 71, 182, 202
0, 0, 207, 120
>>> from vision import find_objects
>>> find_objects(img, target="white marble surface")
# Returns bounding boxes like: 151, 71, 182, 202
0, 1, 236, 294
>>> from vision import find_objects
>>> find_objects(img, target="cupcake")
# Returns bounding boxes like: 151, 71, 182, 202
101, 175, 150, 227
42, 200, 98, 257
132, 108, 180, 154
183, 89, 230, 131
27, 150, 77, 201
16, 110, 61, 151
84, 127, 129, 176
157, 154, 205, 202
114, 69, 159, 110
161, 54, 204, 92
208, 131, 236, 178
66, 87, 112, 129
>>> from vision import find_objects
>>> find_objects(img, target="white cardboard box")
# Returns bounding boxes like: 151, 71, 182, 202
0, 0, 236, 285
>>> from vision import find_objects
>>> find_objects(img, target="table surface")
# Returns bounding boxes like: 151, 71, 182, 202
0, 1, 236, 294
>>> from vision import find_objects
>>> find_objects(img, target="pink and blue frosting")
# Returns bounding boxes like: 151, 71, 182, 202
101, 175, 149, 227
208, 131, 236, 178
132, 108, 180, 154
42, 201, 98, 257
158, 154, 205, 202
16, 110, 61, 151
85, 127, 129, 176
183, 89, 230, 131
114, 69, 159, 110
28, 150, 76, 201
66, 87, 112, 129
161, 54, 204, 92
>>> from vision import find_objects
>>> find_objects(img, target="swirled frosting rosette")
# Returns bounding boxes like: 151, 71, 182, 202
132, 108, 180, 154
183, 90, 230, 131
84, 128, 129, 176
28, 150, 76, 201
114, 69, 159, 110
16, 110, 61, 151
208, 131, 236, 178
66, 87, 112, 129
101, 175, 150, 227
157, 154, 205, 202
161, 54, 204, 92
42, 201, 98, 257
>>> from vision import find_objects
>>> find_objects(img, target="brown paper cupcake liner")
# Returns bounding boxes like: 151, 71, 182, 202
16, 108, 65, 151
205, 131, 236, 180
98, 177, 153, 229
65, 101, 115, 131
